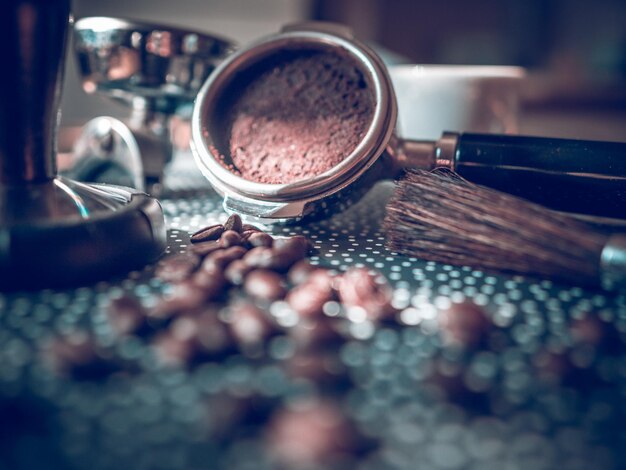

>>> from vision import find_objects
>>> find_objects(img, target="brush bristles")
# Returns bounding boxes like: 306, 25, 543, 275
384, 169, 608, 286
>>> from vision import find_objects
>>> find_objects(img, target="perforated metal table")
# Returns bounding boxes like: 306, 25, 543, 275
1, 155, 625, 470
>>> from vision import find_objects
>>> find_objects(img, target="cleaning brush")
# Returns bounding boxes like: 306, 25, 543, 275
384, 169, 626, 290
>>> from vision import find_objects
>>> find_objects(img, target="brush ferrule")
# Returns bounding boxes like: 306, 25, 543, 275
434, 132, 459, 170
387, 135, 436, 177
600, 234, 626, 291
387, 132, 460, 177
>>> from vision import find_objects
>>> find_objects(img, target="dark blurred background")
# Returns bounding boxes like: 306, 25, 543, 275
315, 1, 626, 71
63, 0, 626, 142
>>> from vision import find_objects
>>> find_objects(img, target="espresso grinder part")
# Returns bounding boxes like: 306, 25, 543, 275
71, 17, 236, 192
0, 0, 166, 291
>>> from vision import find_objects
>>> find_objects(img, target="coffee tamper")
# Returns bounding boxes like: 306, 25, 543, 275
70, 17, 236, 192
0, 0, 166, 291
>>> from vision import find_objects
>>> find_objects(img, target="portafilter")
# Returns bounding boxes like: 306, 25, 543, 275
191, 23, 626, 223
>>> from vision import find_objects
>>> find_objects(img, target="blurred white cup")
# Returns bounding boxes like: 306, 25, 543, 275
389, 65, 526, 140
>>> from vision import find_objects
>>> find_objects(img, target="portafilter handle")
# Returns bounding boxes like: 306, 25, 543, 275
0, 0, 70, 185
391, 132, 626, 220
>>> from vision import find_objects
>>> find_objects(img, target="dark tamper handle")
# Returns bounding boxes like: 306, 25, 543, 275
0, 0, 167, 291
0, 0, 70, 184
453, 133, 626, 220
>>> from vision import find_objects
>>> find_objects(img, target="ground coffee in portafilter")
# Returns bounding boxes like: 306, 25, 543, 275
218, 50, 375, 184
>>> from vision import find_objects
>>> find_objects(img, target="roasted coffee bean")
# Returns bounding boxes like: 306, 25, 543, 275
223, 214, 243, 233
191, 240, 223, 257
241, 223, 262, 232
307, 269, 336, 289
190, 224, 224, 244
220, 230, 243, 248
43, 333, 119, 380
267, 399, 367, 467
273, 249, 308, 271
240, 230, 255, 244
201, 246, 247, 272
153, 330, 195, 367
107, 295, 148, 336
192, 267, 227, 299
288, 318, 344, 350
245, 232, 273, 248
229, 302, 279, 345
273, 235, 311, 256
192, 310, 237, 356
287, 260, 316, 285
286, 287, 332, 318
286, 270, 336, 318
266, 251, 300, 272
224, 260, 253, 285
155, 252, 200, 282
570, 316, 623, 354
154, 310, 236, 366
223, 245, 249, 261
242, 238, 310, 272
244, 270, 286, 301
284, 350, 350, 389
337, 267, 395, 321
438, 301, 491, 348
150, 279, 211, 318
242, 246, 274, 268
245, 248, 303, 272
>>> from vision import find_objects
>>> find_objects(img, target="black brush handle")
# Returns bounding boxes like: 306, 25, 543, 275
453, 133, 626, 219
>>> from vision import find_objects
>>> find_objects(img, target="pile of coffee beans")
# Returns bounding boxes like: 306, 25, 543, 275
150, 214, 397, 364
44, 214, 400, 380
43, 212, 517, 424
46, 214, 535, 466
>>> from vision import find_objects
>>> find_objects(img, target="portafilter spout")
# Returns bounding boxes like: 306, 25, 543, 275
0, 0, 166, 291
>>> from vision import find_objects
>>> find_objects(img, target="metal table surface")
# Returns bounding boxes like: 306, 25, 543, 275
1, 157, 625, 470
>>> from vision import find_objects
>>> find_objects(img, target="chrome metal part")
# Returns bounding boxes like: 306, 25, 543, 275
434, 132, 460, 170
73, 16, 235, 113
600, 234, 626, 291
70, 117, 144, 190
72, 17, 236, 188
